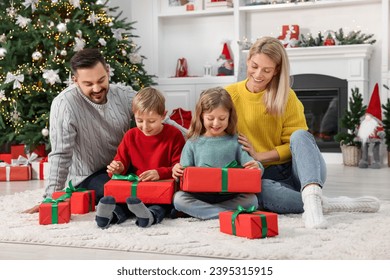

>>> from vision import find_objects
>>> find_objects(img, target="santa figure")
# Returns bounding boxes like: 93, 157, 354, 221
217, 42, 234, 76
357, 83, 385, 169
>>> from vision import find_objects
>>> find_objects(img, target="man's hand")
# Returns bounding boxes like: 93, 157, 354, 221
22, 204, 40, 214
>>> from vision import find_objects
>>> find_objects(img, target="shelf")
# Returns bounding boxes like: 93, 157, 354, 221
157, 76, 236, 85
159, 8, 234, 18
239, 0, 381, 13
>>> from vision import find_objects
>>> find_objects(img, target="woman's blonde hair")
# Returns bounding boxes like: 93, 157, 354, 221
132, 87, 166, 115
247, 36, 290, 116
187, 87, 237, 139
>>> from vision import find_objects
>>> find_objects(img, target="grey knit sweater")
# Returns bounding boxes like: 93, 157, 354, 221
45, 84, 135, 197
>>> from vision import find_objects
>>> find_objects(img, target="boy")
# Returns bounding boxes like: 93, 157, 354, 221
96, 87, 186, 228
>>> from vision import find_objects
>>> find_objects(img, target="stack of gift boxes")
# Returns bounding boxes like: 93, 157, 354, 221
0, 144, 50, 181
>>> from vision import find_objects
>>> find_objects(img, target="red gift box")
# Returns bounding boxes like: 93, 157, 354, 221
219, 210, 278, 239
180, 166, 261, 193
11, 144, 47, 159
104, 179, 175, 204
0, 165, 31, 181
52, 190, 95, 214
278, 25, 300, 48
39, 200, 71, 225
0, 154, 12, 164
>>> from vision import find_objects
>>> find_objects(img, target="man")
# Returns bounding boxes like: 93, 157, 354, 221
24, 48, 135, 213
357, 83, 385, 169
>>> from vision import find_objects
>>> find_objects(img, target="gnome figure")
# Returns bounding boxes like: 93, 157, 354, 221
217, 42, 234, 76
357, 83, 385, 169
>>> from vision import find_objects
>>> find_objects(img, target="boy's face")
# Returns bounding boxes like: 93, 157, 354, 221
134, 110, 167, 136
73, 62, 110, 104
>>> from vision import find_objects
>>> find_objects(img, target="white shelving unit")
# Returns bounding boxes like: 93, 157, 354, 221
151, 0, 385, 113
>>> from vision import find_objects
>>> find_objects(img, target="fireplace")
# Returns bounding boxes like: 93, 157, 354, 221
291, 74, 348, 153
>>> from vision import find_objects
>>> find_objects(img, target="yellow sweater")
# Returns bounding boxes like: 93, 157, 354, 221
225, 80, 308, 167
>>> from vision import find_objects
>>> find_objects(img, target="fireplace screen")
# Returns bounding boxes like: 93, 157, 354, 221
291, 74, 348, 153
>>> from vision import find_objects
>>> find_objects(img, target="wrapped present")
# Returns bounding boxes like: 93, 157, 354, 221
0, 163, 31, 181
180, 162, 261, 193
39, 194, 71, 225
104, 174, 175, 204
0, 154, 12, 164
52, 181, 95, 214
278, 25, 300, 48
219, 206, 278, 239
31, 156, 50, 180
11, 144, 47, 159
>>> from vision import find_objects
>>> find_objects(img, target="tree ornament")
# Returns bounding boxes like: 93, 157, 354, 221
56, 22, 67, 33
0, 34, 7, 43
41, 127, 49, 137
32, 51, 42, 61
60, 49, 67, 56
0, 47, 7, 58
121, 49, 127, 56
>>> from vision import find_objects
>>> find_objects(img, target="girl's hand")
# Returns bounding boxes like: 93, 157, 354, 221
243, 160, 260, 169
138, 170, 159, 181
238, 133, 258, 159
107, 160, 124, 175
172, 163, 184, 180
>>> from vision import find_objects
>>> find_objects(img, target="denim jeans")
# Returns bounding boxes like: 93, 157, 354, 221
78, 168, 110, 204
173, 191, 258, 220
257, 130, 327, 214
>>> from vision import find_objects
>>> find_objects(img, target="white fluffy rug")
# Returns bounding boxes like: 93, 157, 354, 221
1, 189, 389, 260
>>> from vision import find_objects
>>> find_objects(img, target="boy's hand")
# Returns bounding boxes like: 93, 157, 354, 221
107, 160, 124, 175
138, 170, 159, 181
243, 160, 260, 169
172, 163, 184, 180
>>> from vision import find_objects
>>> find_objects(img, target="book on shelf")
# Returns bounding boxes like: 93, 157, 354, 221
205, 0, 233, 9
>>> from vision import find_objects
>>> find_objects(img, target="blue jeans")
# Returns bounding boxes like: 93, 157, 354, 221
173, 191, 258, 220
111, 203, 168, 225
78, 168, 110, 204
258, 130, 327, 214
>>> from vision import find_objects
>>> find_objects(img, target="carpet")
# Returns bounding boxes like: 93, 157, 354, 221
1, 189, 389, 260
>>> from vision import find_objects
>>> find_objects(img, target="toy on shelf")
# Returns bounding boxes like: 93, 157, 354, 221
217, 42, 234, 76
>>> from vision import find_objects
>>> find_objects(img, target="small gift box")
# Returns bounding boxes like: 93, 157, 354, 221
104, 174, 175, 204
0, 164, 31, 181
11, 144, 47, 159
219, 207, 278, 239
31, 156, 50, 180
180, 162, 261, 193
52, 181, 95, 214
39, 194, 71, 225
0, 154, 12, 164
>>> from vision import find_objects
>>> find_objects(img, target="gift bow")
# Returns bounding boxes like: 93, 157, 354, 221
231, 205, 268, 238
112, 173, 139, 197
42, 193, 71, 224
5, 72, 24, 89
16, 152, 38, 166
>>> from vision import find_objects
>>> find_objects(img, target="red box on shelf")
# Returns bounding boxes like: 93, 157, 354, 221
52, 190, 95, 214
39, 200, 71, 225
219, 210, 278, 239
0, 165, 31, 181
180, 167, 261, 193
104, 179, 175, 204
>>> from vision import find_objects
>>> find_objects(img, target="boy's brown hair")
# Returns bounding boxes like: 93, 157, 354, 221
132, 87, 166, 115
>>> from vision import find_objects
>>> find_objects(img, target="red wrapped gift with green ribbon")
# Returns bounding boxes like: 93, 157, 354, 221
52, 180, 96, 214
219, 206, 278, 239
104, 173, 175, 204
180, 160, 261, 193
39, 193, 71, 225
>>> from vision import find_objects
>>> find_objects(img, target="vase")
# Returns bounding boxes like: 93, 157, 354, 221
340, 144, 361, 166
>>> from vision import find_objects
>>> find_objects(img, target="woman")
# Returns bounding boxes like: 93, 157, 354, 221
225, 37, 379, 229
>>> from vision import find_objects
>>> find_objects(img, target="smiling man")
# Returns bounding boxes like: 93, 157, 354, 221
24, 48, 136, 214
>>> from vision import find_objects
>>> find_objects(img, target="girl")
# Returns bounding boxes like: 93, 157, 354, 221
172, 87, 263, 220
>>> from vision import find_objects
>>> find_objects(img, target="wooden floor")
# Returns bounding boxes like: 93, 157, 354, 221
1, 164, 389, 260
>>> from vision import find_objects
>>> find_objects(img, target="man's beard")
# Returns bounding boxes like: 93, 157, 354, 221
358, 117, 379, 144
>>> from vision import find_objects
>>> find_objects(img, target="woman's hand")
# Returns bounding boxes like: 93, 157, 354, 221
138, 170, 159, 181
238, 133, 258, 160
172, 163, 184, 180
243, 160, 260, 169
107, 160, 124, 175
22, 204, 40, 214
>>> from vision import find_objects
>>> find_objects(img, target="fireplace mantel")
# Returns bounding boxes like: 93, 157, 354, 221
287, 44, 374, 103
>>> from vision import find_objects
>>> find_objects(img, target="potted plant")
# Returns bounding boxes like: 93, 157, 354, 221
382, 88, 390, 167
334, 87, 367, 166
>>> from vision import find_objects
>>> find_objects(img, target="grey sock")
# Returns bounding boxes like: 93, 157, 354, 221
96, 196, 116, 229
126, 197, 154, 227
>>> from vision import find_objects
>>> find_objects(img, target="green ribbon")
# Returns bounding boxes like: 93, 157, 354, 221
205, 160, 242, 193
42, 193, 71, 224
112, 173, 139, 198
231, 205, 268, 238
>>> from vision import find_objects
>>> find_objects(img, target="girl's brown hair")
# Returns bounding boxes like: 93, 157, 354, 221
187, 87, 237, 139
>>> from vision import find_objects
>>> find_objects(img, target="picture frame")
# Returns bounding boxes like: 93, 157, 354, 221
160, 0, 204, 14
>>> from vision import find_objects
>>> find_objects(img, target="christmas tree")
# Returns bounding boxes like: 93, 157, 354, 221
334, 87, 367, 147
0, 0, 155, 152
